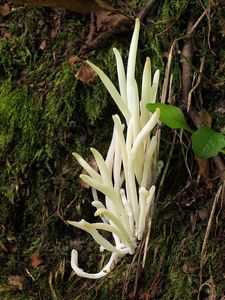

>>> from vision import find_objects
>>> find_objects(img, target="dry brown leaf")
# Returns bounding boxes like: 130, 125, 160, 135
3, 31, 11, 40
0, 242, 7, 252
183, 264, 197, 274
198, 207, 208, 221
198, 110, 212, 127
194, 111, 211, 179
79, 177, 90, 189
195, 157, 209, 179
39, 39, 46, 51
75, 65, 97, 84
11, 246, 18, 253
0, 4, 11, 16
68, 55, 81, 65
6, 234, 15, 242
79, 159, 98, 188
12, 0, 115, 14
8, 275, 24, 291
51, 27, 59, 38
31, 253, 43, 268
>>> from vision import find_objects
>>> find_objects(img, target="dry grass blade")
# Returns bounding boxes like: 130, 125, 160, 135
49, 272, 58, 300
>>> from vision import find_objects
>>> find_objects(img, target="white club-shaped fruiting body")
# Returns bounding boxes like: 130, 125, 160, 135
67, 18, 161, 279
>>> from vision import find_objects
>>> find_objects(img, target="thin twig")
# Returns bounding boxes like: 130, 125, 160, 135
200, 184, 222, 264
138, 0, 156, 22
155, 131, 177, 203
187, 55, 205, 111
179, 130, 193, 180
198, 276, 217, 300
142, 199, 154, 268
184, 10, 207, 39
161, 40, 177, 103
122, 241, 144, 299
198, 184, 223, 300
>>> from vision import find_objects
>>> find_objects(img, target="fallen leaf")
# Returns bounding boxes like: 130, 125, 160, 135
11, 246, 18, 253
195, 157, 209, 179
51, 27, 59, 39
3, 31, 11, 40
183, 264, 196, 274
31, 253, 43, 268
68, 55, 81, 65
12, 0, 115, 14
6, 235, 16, 242
39, 39, 46, 51
75, 65, 97, 84
198, 208, 208, 220
198, 110, 212, 127
79, 177, 90, 189
0, 242, 8, 252
37, 19, 45, 27
0, 4, 11, 16
8, 275, 24, 290
79, 159, 98, 188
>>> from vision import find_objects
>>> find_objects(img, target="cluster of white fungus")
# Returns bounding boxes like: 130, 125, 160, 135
67, 18, 161, 279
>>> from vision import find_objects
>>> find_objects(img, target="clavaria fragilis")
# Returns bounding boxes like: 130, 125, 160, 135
67, 18, 161, 279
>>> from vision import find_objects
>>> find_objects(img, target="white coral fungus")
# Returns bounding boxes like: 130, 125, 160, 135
68, 18, 161, 279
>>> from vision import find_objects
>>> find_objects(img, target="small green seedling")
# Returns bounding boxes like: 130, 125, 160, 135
147, 103, 225, 159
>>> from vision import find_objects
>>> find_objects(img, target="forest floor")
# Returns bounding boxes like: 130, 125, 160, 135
0, 0, 225, 299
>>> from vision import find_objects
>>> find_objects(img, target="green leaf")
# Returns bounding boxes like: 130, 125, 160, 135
146, 103, 193, 133
192, 126, 225, 159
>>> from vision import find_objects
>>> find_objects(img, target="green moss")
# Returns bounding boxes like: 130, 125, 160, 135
159, 0, 187, 20
0, 81, 41, 162
0, 38, 31, 79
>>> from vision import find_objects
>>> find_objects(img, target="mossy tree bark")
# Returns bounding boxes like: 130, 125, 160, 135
0, 0, 225, 299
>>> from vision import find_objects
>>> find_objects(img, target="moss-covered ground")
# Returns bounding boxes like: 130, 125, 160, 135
0, 0, 225, 299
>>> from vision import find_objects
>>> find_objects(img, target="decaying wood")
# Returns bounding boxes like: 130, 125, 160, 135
12, 0, 115, 14
180, 20, 194, 110
80, 12, 132, 54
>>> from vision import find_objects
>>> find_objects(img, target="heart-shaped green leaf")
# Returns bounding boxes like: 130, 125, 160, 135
192, 126, 225, 159
146, 103, 193, 133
